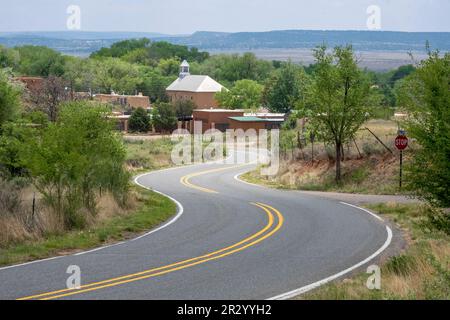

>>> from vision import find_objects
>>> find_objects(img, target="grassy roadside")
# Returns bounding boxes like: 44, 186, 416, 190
124, 136, 228, 174
249, 119, 411, 195
125, 137, 176, 173
241, 158, 406, 195
298, 203, 450, 300
0, 187, 176, 267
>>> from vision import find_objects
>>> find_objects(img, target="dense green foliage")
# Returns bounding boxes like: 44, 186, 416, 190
152, 102, 177, 133
0, 45, 20, 69
262, 61, 308, 113
129, 107, 151, 133
304, 45, 372, 183
174, 99, 195, 120
27, 103, 128, 228
15, 46, 66, 76
398, 52, 450, 207
0, 101, 130, 229
193, 53, 273, 86
0, 39, 411, 113
91, 38, 209, 64
216, 79, 263, 110
0, 71, 21, 128
0, 114, 46, 178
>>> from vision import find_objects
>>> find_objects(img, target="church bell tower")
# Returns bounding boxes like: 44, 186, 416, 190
179, 60, 190, 79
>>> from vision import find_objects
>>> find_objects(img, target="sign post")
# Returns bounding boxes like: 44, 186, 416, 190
310, 132, 316, 163
395, 131, 409, 189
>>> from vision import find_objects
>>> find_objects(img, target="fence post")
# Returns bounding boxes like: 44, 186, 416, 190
32, 192, 36, 222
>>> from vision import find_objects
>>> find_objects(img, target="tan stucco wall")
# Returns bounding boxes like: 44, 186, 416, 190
167, 91, 220, 109
229, 120, 267, 131
192, 110, 245, 132
94, 94, 151, 109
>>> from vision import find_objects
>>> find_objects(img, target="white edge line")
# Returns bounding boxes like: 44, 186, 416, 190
235, 172, 389, 225
234, 171, 266, 188
130, 173, 184, 242
0, 256, 61, 272
340, 201, 384, 222
235, 170, 394, 301
0, 151, 240, 270
267, 206, 393, 300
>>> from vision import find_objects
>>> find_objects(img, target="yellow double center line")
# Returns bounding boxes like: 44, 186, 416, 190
18, 203, 284, 300
180, 164, 250, 194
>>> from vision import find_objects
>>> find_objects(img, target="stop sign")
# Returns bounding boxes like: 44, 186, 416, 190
395, 135, 409, 150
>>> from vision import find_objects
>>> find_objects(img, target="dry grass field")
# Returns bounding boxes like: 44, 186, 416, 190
243, 120, 413, 195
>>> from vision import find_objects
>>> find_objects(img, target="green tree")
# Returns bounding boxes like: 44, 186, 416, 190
137, 70, 171, 103
195, 53, 273, 84
262, 61, 308, 113
216, 79, 263, 111
174, 100, 195, 120
22, 102, 129, 229
152, 102, 177, 133
91, 38, 151, 59
121, 48, 154, 66
92, 58, 141, 94
91, 39, 209, 64
390, 64, 416, 85
128, 107, 151, 133
15, 45, 66, 76
157, 57, 181, 77
0, 113, 47, 178
306, 45, 372, 183
0, 45, 20, 69
397, 52, 450, 207
27, 76, 71, 122
0, 71, 21, 129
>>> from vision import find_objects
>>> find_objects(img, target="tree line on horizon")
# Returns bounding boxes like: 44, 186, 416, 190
0, 38, 415, 111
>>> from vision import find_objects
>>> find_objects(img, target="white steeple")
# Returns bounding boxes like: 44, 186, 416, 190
179, 60, 190, 79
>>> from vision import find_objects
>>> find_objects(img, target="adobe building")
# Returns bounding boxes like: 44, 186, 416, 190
166, 60, 226, 109
109, 113, 131, 132
192, 109, 245, 132
14, 76, 45, 91
192, 109, 286, 133
228, 116, 285, 131
94, 92, 151, 110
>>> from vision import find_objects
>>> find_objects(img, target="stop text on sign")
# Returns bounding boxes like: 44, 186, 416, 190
395, 135, 409, 150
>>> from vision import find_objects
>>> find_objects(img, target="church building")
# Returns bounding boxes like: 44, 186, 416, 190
166, 60, 226, 109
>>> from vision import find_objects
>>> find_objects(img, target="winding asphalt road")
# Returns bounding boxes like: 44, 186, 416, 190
0, 155, 393, 300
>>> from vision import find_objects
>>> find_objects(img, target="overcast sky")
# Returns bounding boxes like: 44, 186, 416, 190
1, 0, 449, 34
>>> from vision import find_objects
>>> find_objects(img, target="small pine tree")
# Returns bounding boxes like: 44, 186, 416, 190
128, 107, 151, 133
152, 103, 177, 133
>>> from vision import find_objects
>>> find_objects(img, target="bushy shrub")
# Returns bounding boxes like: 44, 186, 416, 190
152, 102, 177, 133
425, 207, 450, 235
0, 179, 22, 217
22, 102, 130, 229
128, 107, 151, 133
398, 52, 450, 207
385, 254, 417, 276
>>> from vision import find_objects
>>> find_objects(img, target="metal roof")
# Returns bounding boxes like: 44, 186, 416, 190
166, 75, 225, 93
228, 116, 267, 122
195, 109, 244, 113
